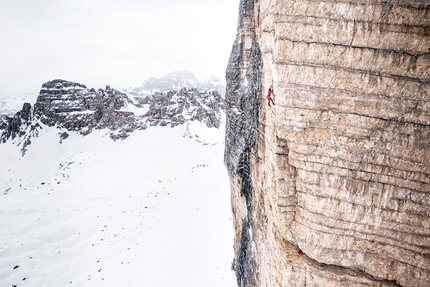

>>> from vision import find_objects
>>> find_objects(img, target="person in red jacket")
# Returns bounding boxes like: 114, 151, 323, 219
267, 85, 275, 106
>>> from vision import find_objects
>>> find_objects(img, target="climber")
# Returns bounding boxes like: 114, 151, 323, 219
267, 85, 275, 106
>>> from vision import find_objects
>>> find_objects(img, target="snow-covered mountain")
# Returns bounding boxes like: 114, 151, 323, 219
1, 79, 226, 154
125, 70, 226, 97
0, 78, 235, 286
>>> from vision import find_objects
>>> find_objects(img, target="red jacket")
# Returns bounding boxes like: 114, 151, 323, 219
267, 86, 273, 99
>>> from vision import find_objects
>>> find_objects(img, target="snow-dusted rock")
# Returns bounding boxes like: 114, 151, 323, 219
0, 102, 34, 141
138, 88, 225, 129
33, 79, 135, 137
1, 79, 225, 148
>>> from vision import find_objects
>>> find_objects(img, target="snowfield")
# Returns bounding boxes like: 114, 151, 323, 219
0, 121, 236, 286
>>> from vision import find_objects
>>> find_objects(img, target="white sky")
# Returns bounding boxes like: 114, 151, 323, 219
0, 0, 240, 95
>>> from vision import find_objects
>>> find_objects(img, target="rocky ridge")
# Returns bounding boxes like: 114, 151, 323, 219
225, 1, 429, 287
1, 79, 225, 153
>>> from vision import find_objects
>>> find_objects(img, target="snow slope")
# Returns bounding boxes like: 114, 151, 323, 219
0, 122, 235, 286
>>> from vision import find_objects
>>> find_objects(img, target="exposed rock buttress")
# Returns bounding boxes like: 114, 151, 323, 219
225, 1, 430, 286
1, 79, 225, 151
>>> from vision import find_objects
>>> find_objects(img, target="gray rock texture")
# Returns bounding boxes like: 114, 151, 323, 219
225, 1, 430, 287
1, 102, 33, 141
138, 88, 225, 129
1, 79, 225, 149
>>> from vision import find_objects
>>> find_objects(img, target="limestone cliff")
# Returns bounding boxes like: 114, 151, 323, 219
224, 1, 430, 286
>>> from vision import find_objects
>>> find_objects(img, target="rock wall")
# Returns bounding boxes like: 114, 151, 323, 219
33, 79, 139, 139
225, 1, 430, 287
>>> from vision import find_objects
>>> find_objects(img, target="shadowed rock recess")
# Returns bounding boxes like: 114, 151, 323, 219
224, 1, 429, 287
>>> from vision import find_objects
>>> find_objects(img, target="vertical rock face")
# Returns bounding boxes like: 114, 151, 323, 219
225, 1, 430, 287
1, 103, 33, 141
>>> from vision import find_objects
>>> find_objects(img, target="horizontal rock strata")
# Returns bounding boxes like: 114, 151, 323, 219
225, 0, 430, 287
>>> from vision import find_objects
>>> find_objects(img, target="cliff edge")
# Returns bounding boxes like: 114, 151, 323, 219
225, 1, 430, 286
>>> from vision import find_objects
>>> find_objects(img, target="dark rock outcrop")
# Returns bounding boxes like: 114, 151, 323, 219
136, 88, 225, 129
33, 80, 134, 136
0, 103, 33, 141
1, 79, 225, 150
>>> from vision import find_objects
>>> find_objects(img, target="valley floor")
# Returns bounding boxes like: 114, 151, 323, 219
0, 124, 236, 286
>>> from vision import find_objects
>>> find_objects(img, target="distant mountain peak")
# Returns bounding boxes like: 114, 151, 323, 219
125, 70, 226, 96
40, 79, 87, 90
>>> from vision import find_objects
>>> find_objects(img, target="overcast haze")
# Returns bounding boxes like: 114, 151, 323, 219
0, 0, 240, 96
